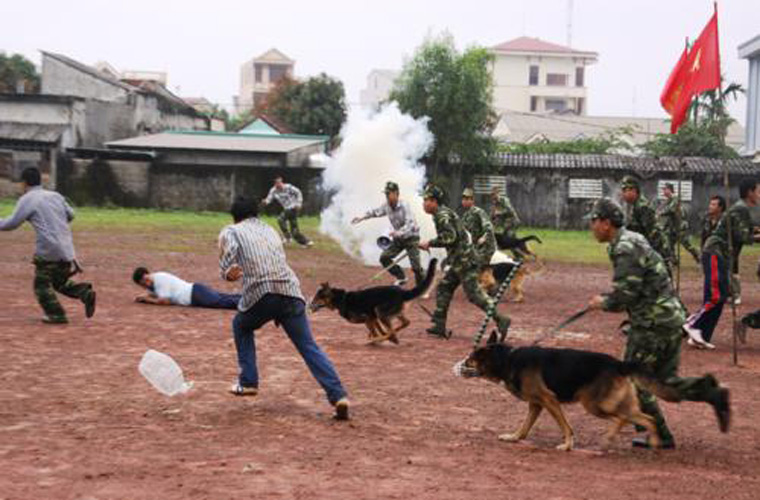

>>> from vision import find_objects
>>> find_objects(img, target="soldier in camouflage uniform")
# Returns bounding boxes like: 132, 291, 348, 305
352, 181, 424, 286
262, 176, 313, 247
0, 167, 96, 324
620, 176, 671, 268
657, 182, 700, 264
490, 186, 521, 257
419, 185, 510, 339
460, 188, 496, 268
683, 180, 760, 348
586, 198, 731, 449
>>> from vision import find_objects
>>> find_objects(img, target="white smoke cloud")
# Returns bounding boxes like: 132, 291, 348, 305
319, 103, 439, 267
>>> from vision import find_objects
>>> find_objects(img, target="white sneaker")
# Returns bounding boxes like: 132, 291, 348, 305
733, 296, 742, 306
393, 278, 408, 287
687, 338, 705, 349
682, 324, 709, 347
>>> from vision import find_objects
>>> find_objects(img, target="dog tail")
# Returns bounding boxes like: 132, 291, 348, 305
619, 361, 682, 403
521, 235, 542, 245
402, 258, 438, 301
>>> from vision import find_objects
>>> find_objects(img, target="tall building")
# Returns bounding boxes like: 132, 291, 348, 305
739, 34, 760, 157
490, 36, 597, 115
359, 69, 400, 108
236, 48, 294, 114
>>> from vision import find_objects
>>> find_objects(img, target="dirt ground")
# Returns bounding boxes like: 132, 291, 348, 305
2, 226, 760, 500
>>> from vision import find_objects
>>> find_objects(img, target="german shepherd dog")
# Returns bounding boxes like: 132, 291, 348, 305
456, 332, 668, 451
309, 259, 437, 344
478, 252, 545, 303
496, 234, 543, 263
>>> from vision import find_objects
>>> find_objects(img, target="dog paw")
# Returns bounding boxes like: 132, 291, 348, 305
498, 433, 522, 442
555, 441, 574, 452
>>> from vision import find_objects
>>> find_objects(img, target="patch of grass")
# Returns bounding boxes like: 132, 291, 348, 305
4, 198, 760, 267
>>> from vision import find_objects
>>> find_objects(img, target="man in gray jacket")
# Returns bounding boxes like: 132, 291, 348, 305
0, 168, 96, 324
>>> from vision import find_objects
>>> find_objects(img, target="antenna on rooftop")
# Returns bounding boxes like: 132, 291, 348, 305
566, 0, 574, 47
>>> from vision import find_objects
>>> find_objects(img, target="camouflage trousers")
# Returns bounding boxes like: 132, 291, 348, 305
380, 236, 424, 285
33, 256, 93, 323
432, 263, 509, 330
624, 326, 721, 444
278, 209, 310, 245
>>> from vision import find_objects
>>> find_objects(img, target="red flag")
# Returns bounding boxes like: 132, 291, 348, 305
661, 8, 722, 133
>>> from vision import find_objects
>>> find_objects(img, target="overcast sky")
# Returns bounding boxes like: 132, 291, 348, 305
3, 0, 757, 124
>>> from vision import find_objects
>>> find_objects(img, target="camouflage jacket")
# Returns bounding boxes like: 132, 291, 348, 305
491, 195, 520, 234
657, 196, 690, 240
700, 214, 720, 250
429, 205, 476, 271
703, 199, 755, 259
264, 184, 303, 211
625, 195, 670, 258
461, 205, 496, 265
602, 228, 685, 331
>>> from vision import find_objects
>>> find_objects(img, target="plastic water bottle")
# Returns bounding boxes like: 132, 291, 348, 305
138, 349, 193, 396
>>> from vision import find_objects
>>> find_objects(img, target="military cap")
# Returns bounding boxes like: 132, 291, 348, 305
383, 181, 400, 194
620, 175, 640, 190
462, 187, 475, 198
664, 182, 675, 191
423, 184, 445, 202
585, 198, 625, 227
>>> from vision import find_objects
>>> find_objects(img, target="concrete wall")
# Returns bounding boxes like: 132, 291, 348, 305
0, 97, 86, 149
42, 56, 131, 103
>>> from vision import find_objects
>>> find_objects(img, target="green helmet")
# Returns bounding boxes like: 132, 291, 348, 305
620, 175, 640, 191
585, 198, 625, 227
423, 184, 445, 202
462, 187, 475, 198
383, 181, 400, 194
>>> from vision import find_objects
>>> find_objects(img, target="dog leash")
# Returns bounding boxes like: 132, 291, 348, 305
531, 306, 590, 346
472, 261, 522, 347
369, 251, 409, 281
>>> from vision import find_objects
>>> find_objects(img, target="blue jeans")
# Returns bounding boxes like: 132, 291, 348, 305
191, 283, 240, 310
232, 293, 347, 404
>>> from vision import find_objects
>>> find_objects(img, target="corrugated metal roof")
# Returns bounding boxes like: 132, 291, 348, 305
493, 153, 759, 174
106, 131, 327, 154
492, 37, 597, 57
0, 122, 67, 144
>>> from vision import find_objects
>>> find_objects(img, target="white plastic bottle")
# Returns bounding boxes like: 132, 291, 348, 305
139, 349, 193, 396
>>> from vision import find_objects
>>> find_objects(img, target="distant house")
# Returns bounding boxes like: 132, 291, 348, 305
235, 48, 295, 114
59, 130, 329, 212
490, 37, 598, 116
238, 114, 292, 135
359, 69, 400, 108
493, 110, 745, 152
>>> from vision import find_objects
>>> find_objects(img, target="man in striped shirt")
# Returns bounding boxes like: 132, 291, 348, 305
219, 196, 349, 419
262, 176, 313, 247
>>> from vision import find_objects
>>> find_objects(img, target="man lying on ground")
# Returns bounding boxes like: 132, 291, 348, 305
132, 267, 240, 309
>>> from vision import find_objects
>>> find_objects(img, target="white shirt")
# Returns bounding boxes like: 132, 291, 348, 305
151, 272, 193, 306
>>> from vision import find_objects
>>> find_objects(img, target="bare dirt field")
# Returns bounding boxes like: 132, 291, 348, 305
2, 226, 760, 500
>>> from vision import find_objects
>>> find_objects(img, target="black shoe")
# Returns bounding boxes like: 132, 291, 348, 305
711, 387, 731, 433
426, 326, 451, 339
497, 317, 511, 341
737, 319, 748, 344
334, 398, 350, 421
84, 289, 96, 318
632, 436, 675, 449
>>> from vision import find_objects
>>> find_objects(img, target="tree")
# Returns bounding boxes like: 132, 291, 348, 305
265, 73, 347, 137
643, 80, 743, 159
388, 32, 497, 174
499, 127, 634, 155
0, 53, 40, 93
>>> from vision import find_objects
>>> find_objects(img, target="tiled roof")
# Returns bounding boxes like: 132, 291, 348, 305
492, 37, 596, 56
106, 130, 327, 154
492, 153, 759, 175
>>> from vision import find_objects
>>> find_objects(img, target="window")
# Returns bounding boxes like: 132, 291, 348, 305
575, 67, 585, 87
546, 73, 568, 86
545, 99, 567, 112
530, 96, 538, 112
255, 65, 263, 83
657, 180, 693, 201
576, 97, 585, 115
529, 65, 539, 86
269, 65, 289, 84
569, 179, 603, 199
473, 175, 507, 195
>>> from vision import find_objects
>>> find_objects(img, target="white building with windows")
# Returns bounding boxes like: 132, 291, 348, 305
739, 35, 760, 157
490, 36, 597, 115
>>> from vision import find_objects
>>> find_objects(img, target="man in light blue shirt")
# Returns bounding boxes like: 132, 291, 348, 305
0, 168, 96, 324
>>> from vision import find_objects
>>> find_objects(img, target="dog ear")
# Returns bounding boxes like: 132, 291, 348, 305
486, 330, 499, 345
320, 282, 329, 289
